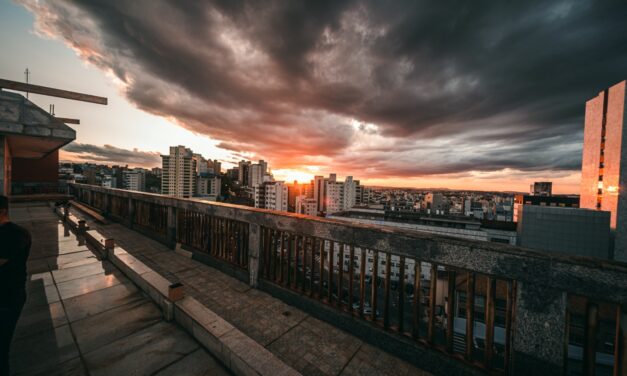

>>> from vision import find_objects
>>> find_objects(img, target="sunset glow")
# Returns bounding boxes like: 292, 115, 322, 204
271, 169, 315, 185
2, 1, 625, 193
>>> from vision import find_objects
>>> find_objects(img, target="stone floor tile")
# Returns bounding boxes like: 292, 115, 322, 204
63, 282, 143, 322
47, 250, 100, 270
14, 301, 68, 339
83, 322, 199, 376
154, 348, 231, 376
52, 260, 117, 284
72, 299, 162, 354
56, 269, 127, 300
10, 324, 80, 374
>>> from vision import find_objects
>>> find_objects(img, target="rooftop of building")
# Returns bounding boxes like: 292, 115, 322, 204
514, 194, 580, 205
330, 209, 519, 232
8, 185, 627, 376
8, 201, 230, 375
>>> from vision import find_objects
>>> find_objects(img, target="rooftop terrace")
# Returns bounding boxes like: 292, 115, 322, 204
9, 201, 229, 375
9, 184, 627, 375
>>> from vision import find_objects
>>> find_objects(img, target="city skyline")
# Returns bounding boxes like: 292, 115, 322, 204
2, 2, 627, 373
2, 1, 627, 194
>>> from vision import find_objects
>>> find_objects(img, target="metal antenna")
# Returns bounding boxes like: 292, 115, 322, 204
24, 68, 30, 98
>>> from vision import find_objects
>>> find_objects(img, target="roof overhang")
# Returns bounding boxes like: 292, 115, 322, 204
0, 91, 76, 158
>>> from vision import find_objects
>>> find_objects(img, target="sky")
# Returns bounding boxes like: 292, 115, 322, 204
1, 1, 626, 194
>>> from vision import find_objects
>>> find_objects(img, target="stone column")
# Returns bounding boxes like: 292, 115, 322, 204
248, 223, 260, 287
512, 282, 567, 375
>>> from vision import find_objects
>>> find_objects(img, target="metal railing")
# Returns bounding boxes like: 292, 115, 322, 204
176, 208, 249, 268
67, 183, 627, 375
258, 227, 515, 371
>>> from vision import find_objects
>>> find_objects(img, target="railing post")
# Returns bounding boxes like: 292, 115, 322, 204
166, 205, 177, 246
63, 205, 69, 220
248, 223, 260, 288
78, 220, 87, 234
103, 193, 111, 217
128, 197, 135, 228
512, 282, 567, 375
103, 238, 115, 260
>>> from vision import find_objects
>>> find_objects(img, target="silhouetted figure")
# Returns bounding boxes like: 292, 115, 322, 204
0, 195, 31, 375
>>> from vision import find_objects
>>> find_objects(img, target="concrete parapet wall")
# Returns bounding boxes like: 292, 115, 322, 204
68, 183, 627, 375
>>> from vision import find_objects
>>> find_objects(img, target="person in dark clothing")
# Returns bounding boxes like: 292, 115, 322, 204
0, 195, 31, 376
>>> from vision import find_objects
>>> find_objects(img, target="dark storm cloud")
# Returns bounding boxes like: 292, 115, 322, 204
22, 0, 627, 177
331, 131, 584, 177
62, 143, 161, 166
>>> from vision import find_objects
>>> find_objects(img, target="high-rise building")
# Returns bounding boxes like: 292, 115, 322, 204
226, 167, 239, 181
531, 182, 552, 196
425, 192, 447, 215
207, 159, 221, 174
512, 194, 579, 222
151, 167, 162, 178
361, 187, 371, 205
295, 195, 317, 216
464, 197, 473, 216
162, 146, 196, 198
84, 167, 97, 185
343, 176, 357, 210
302, 181, 314, 199
238, 160, 251, 186
517, 205, 610, 259
355, 185, 364, 206
312, 174, 360, 215
123, 168, 146, 192
247, 160, 268, 188
313, 175, 326, 214
111, 165, 126, 189
580, 80, 626, 261
326, 179, 344, 214
254, 181, 288, 211
193, 154, 207, 175
287, 181, 301, 212
196, 175, 221, 199
101, 175, 114, 188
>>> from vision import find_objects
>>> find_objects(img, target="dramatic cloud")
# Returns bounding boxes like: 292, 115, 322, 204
20, 0, 627, 179
61, 143, 161, 167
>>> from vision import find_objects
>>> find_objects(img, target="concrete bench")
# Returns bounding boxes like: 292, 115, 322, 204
108, 245, 301, 376
84, 229, 114, 258
69, 200, 108, 224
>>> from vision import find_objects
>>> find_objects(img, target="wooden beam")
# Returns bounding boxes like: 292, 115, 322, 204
0, 79, 107, 105
54, 117, 80, 124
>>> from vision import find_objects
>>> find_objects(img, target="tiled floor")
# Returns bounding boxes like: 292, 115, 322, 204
68, 206, 431, 376
8, 202, 230, 376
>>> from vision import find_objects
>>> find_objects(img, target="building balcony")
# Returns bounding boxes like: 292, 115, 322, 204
8, 183, 627, 376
